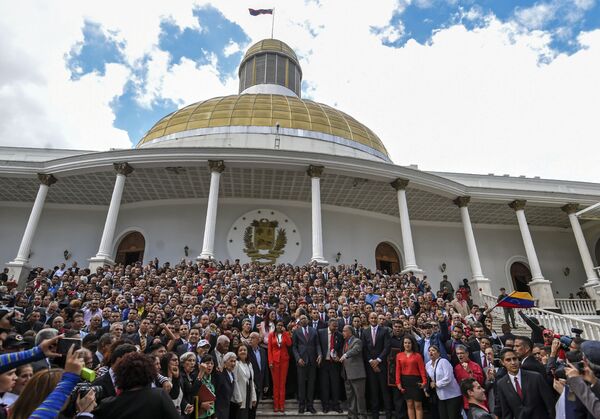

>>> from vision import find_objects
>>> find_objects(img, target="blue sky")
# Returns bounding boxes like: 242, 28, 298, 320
61, 1, 600, 146
1, 1, 599, 182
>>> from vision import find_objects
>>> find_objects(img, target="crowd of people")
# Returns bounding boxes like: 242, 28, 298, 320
0, 259, 599, 419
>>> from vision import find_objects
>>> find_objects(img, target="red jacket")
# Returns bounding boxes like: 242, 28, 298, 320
268, 331, 292, 364
454, 360, 485, 410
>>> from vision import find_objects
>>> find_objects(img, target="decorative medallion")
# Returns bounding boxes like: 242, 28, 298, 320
227, 209, 301, 265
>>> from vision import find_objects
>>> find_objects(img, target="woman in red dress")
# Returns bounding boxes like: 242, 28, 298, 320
267, 320, 292, 412
396, 336, 427, 419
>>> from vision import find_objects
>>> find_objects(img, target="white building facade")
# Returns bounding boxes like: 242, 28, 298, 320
1, 39, 599, 311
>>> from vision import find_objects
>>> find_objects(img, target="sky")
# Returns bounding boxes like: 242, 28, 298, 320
0, 0, 599, 182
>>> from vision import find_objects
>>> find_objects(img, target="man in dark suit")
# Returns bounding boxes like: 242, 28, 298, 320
92, 343, 137, 401
513, 336, 548, 378
309, 308, 326, 330
292, 314, 322, 414
337, 305, 353, 330
341, 325, 368, 419
494, 347, 554, 419
317, 318, 344, 413
214, 352, 236, 419
245, 303, 262, 332
130, 318, 153, 353
460, 378, 494, 419
176, 327, 201, 356
248, 332, 269, 419
362, 311, 392, 419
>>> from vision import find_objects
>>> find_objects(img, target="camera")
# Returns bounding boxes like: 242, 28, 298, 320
73, 382, 103, 400
554, 350, 584, 380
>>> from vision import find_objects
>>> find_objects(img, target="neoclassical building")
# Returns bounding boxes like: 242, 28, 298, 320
2, 39, 600, 310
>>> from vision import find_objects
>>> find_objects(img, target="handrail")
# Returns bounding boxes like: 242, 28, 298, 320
555, 298, 597, 315
481, 293, 600, 341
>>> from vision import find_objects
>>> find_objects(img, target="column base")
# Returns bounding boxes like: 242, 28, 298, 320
88, 256, 115, 272
5, 260, 32, 290
400, 267, 423, 278
469, 277, 492, 306
196, 253, 214, 262
528, 278, 558, 310
310, 258, 329, 266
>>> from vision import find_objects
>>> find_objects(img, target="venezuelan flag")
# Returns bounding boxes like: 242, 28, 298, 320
497, 291, 535, 308
249, 8, 273, 16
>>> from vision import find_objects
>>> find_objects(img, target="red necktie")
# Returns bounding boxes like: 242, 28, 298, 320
514, 376, 523, 399
330, 333, 334, 354
483, 356, 488, 368
304, 328, 308, 340
344, 338, 349, 352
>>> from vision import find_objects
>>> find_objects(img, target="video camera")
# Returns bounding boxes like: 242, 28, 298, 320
554, 327, 584, 351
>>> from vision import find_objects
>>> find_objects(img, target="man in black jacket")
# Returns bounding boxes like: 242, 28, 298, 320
460, 378, 494, 419
494, 348, 555, 419
362, 311, 392, 419
92, 343, 137, 401
317, 318, 344, 413
247, 332, 269, 419
292, 314, 322, 414
214, 352, 237, 419
514, 335, 548, 380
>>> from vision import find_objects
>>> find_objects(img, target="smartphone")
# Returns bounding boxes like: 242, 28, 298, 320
57, 338, 82, 356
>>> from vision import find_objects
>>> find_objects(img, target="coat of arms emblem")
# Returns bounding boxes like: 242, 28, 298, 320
243, 218, 287, 264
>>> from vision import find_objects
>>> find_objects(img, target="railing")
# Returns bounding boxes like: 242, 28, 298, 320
555, 298, 597, 315
481, 293, 600, 341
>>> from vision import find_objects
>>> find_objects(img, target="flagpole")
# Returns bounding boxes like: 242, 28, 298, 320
271, 8, 275, 38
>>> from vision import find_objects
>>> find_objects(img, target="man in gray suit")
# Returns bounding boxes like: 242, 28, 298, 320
340, 325, 367, 419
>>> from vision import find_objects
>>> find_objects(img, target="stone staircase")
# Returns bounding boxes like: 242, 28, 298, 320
256, 400, 345, 418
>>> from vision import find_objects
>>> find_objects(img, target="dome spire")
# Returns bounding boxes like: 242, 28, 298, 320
238, 39, 302, 97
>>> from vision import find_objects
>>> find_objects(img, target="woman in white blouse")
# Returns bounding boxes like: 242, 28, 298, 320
232, 344, 257, 419
425, 345, 463, 419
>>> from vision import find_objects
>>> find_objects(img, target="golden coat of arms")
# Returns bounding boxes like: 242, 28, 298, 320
243, 218, 287, 264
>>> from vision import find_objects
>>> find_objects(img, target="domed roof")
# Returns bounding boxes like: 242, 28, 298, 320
136, 94, 389, 159
242, 39, 299, 65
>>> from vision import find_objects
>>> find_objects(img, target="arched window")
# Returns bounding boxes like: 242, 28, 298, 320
375, 242, 402, 274
510, 262, 532, 292
115, 231, 145, 266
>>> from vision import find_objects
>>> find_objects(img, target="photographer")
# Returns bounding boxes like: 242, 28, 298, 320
10, 344, 95, 419
561, 341, 600, 418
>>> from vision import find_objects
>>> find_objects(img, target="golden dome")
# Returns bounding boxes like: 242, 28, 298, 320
137, 94, 389, 159
242, 39, 299, 65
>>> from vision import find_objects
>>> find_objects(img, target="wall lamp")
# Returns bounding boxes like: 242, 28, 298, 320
335, 252, 341, 262
184, 246, 189, 257
440, 262, 447, 273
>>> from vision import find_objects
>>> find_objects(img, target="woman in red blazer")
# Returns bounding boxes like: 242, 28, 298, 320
268, 320, 292, 412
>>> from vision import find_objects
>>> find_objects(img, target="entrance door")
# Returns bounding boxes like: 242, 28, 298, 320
375, 242, 402, 274
510, 262, 532, 292
115, 232, 145, 266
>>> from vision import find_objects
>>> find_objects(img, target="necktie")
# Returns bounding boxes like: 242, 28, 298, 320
344, 338, 349, 352
304, 328, 308, 340
482, 355, 488, 368
140, 335, 146, 351
372, 327, 376, 344
514, 376, 523, 399
330, 333, 334, 356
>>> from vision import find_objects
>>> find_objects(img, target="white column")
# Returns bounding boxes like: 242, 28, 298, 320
308, 165, 328, 265
454, 196, 491, 304
562, 204, 600, 309
391, 179, 421, 274
89, 163, 133, 270
6, 174, 56, 289
509, 200, 557, 309
198, 160, 225, 261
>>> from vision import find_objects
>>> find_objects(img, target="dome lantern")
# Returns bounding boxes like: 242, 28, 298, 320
238, 39, 302, 97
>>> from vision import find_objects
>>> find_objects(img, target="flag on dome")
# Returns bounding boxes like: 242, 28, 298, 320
497, 291, 535, 308
249, 8, 273, 16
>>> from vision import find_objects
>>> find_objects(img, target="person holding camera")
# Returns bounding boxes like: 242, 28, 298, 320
10, 344, 95, 419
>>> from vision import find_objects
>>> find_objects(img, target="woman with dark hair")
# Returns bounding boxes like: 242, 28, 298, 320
196, 355, 216, 419
258, 309, 276, 348
396, 336, 427, 419
160, 352, 183, 412
93, 352, 180, 419
231, 345, 256, 419
425, 345, 462, 419
268, 320, 292, 413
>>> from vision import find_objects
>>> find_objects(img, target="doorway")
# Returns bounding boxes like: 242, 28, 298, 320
115, 231, 145, 266
510, 261, 532, 292
375, 242, 402, 274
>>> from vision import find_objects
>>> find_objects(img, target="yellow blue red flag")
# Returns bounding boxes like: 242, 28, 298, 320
497, 291, 535, 308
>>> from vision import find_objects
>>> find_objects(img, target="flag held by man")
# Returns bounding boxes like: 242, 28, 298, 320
497, 291, 535, 308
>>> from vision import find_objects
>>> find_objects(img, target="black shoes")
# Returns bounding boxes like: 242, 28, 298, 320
307, 406, 317, 414
298, 406, 305, 414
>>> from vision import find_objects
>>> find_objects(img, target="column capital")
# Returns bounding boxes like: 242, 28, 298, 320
208, 160, 225, 173
390, 178, 409, 191
307, 165, 324, 178
561, 203, 579, 215
508, 199, 527, 211
113, 162, 134, 176
454, 196, 471, 208
37, 173, 57, 186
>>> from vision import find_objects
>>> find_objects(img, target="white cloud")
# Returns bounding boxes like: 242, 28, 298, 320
514, 3, 557, 30
223, 40, 242, 57
0, 0, 599, 185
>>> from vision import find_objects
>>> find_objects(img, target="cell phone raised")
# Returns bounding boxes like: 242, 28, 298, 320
57, 337, 82, 356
